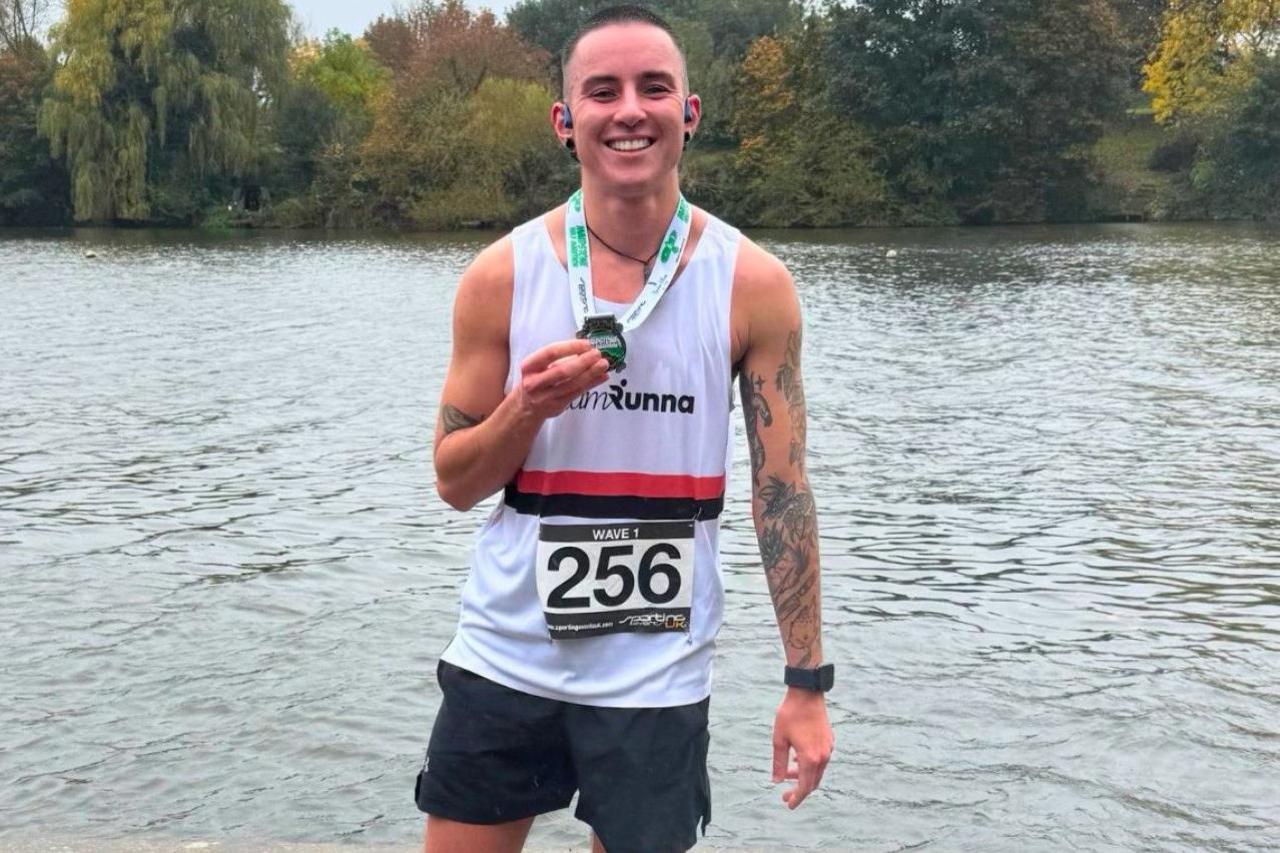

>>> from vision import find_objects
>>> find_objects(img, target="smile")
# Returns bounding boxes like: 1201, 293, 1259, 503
606, 138, 654, 152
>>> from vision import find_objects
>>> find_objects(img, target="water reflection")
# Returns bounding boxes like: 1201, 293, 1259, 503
1, 223, 1278, 850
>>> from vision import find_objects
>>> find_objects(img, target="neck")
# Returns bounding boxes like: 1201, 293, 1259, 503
579, 174, 681, 260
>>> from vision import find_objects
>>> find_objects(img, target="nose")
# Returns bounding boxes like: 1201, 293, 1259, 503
614, 85, 645, 126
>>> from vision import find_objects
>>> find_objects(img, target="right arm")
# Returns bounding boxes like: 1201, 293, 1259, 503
433, 238, 609, 511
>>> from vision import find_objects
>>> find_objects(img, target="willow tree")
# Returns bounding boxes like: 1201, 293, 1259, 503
38, 0, 291, 222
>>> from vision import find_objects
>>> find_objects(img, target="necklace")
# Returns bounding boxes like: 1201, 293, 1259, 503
583, 219, 661, 268
563, 189, 693, 373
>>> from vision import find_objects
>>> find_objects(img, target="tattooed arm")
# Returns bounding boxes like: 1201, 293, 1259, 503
733, 238, 833, 810
434, 237, 608, 511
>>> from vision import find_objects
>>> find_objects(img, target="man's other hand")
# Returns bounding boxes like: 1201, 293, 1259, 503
771, 687, 834, 809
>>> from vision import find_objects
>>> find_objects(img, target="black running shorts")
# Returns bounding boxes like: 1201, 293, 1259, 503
415, 660, 712, 853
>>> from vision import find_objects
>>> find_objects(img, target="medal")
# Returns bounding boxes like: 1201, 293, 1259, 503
564, 189, 692, 373
577, 313, 627, 372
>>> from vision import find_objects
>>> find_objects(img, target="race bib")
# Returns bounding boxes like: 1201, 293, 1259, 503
536, 520, 694, 639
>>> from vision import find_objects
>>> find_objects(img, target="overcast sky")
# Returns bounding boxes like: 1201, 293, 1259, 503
290, 0, 517, 38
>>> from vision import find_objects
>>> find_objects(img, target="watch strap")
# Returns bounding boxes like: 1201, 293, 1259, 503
784, 663, 835, 692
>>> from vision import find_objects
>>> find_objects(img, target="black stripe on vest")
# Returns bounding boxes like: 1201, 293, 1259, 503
503, 485, 724, 521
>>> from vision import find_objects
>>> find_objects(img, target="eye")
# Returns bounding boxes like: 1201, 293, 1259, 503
589, 88, 616, 100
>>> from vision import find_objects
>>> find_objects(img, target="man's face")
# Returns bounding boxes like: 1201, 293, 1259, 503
558, 22, 698, 194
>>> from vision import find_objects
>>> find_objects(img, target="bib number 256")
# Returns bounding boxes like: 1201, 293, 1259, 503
536, 521, 694, 639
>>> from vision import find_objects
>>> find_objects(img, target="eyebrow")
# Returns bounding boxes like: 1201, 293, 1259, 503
578, 71, 679, 91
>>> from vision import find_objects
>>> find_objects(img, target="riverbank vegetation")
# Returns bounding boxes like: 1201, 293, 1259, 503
1, 0, 1277, 228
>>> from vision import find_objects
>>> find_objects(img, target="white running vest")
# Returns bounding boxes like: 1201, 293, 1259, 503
440, 211, 741, 708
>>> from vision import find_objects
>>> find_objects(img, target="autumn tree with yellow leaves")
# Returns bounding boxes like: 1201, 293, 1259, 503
1144, 0, 1280, 121
1144, 0, 1280, 217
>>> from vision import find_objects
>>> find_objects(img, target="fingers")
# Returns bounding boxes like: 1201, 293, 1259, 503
794, 756, 819, 809
539, 350, 608, 390
776, 749, 831, 810
523, 342, 607, 394
521, 339, 593, 374
771, 737, 788, 783
528, 351, 609, 403
518, 339, 610, 420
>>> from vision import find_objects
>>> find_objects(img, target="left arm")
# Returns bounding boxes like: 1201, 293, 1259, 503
735, 240, 834, 809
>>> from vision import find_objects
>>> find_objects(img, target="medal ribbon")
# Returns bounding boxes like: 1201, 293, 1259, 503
564, 189, 693, 332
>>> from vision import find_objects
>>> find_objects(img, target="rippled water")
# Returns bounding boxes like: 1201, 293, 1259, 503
2, 224, 1278, 851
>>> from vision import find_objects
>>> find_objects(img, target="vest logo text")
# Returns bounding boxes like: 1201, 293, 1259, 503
569, 379, 696, 415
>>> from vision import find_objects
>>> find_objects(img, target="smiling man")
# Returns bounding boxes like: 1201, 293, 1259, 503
415, 6, 833, 852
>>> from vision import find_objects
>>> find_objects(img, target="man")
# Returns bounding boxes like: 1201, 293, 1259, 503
416, 6, 833, 852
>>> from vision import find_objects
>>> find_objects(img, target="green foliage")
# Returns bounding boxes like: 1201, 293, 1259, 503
361, 75, 568, 230
256, 30, 390, 222
292, 30, 389, 133
1109, 0, 1168, 85
38, 0, 291, 223
349, 0, 560, 228
823, 0, 1126, 223
732, 32, 888, 226
0, 39, 69, 224
6, 0, 1277, 229
1186, 55, 1280, 219
690, 0, 801, 59
506, 0, 612, 60
268, 81, 339, 202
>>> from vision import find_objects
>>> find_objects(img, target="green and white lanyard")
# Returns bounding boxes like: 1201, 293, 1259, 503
565, 189, 693, 371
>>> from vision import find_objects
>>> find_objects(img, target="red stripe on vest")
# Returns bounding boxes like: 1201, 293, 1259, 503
515, 469, 725, 500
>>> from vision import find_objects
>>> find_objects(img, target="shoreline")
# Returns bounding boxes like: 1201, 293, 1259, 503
0, 840, 783, 853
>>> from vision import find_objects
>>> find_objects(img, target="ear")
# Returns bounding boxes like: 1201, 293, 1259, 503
684, 95, 702, 134
551, 102, 573, 143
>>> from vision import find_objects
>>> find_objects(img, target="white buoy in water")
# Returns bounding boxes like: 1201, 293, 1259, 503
84, 250, 97, 258
885, 249, 898, 259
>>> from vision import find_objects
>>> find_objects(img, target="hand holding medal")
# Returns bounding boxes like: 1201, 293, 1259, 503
516, 339, 610, 421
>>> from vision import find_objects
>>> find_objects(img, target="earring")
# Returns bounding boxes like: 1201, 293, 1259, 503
683, 131, 692, 149
565, 138, 578, 162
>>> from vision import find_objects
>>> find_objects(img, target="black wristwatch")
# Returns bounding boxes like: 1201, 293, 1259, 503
784, 663, 835, 692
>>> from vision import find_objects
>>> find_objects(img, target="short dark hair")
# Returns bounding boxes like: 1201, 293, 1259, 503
559, 5, 687, 99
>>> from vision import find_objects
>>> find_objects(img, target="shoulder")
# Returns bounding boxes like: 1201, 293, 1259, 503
732, 234, 795, 305
451, 234, 515, 343
730, 234, 800, 361
459, 234, 514, 298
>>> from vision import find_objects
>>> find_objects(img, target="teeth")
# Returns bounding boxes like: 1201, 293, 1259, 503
608, 139, 652, 151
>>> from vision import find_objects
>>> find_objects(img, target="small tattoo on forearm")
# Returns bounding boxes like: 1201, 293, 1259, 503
440, 404, 483, 436
775, 331, 807, 468
739, 370, 772, 488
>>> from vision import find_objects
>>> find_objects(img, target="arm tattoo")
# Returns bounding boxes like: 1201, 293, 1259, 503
758, 473, 820, 667
775, 331, 807, 468
439, 404, 483, 436
739, 370, 773, 488
747, 330, 820, 667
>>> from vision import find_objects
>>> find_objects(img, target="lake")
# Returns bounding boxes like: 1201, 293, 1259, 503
2, 223, 1278, 851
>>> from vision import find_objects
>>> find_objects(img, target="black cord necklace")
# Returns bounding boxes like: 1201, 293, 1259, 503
584, 219, 660, 269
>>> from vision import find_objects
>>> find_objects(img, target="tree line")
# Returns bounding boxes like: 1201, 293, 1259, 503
1, 0, 1277, 228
